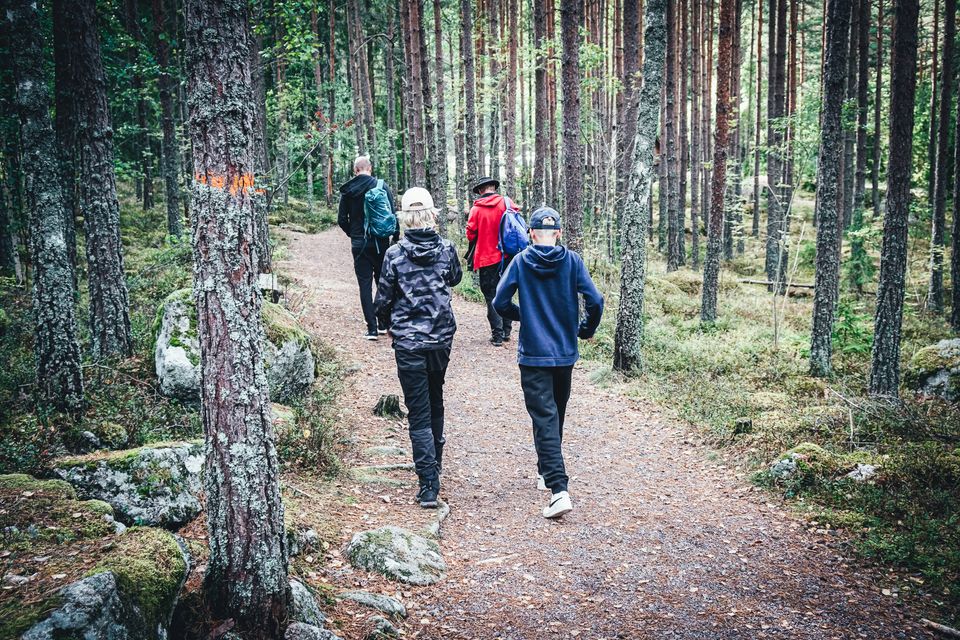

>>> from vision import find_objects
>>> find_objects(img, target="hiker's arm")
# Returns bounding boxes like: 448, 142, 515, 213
446, 244, 463, 287
465, 208, 478, 242
374, 255, 397, 328
576, 258, 605, 339
493, 261, 521, 321
337, 194, 350, 236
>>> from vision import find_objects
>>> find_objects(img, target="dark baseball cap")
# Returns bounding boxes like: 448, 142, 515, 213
530, 207, 562, 230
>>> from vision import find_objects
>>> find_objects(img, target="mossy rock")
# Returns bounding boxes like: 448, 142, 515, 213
0, 473, 76, 500
904, 338, 960, 402
53, 441, 204, 529
154, 289, 315, 403
345, 526, 446, 585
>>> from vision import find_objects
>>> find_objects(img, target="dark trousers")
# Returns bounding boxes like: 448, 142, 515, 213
519, 365, 573, 493
352, 239, 388, 333
479, 262, 513, 339
395, 347, 450, 484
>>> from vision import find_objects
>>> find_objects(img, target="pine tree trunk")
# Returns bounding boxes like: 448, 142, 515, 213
386, 5, 400, 194
402, 0, 428, 183
547, 0, 560, 204
927, 0, 939, 205
505, 0, 519, 194
752, 0, 763, 237
613, 0, 666, 372
617, 0, 641, 216
488, 0, 502, 180
433, 0, 450, 229
70, 0, 133, 358
452, 32, 468, 220
928, 0, 954, 312
327, 0, 337, 203
701, 0, 735, 322
764, 0, 781, 282
152, 0, 183, 238
123, 0, 153, 211
689, 0, 702, 269
841, 3, 858, 229
952, 82, 960, 330
871, 0, 883, 217
6, 0, 84, 412
51, 0, 78, 281
678, 0, 689, 265
184, 1, 290, 634
665, 0, 680, 271
809, 0, 852, 378
561, 0, 585, 252
853, 0, 869, 209
533, 0, 549, 207
417, 0, 439, 195
869, 0, 920, 396
462, 0, 480, 185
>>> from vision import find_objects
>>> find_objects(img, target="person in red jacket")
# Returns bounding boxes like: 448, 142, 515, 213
466, 176, 515, 346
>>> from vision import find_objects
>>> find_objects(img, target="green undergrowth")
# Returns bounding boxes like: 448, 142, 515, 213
269, 197, 337, 234
575, 217, 959, 618
276, 341, 349, 475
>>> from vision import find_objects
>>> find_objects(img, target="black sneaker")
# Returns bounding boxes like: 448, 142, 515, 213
490, 336, 504, 347
419, 484, 439, 508
503, 332, 512, 343
364, 331, 379, 341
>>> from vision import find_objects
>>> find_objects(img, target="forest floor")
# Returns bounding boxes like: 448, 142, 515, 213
277, 226, 937, 640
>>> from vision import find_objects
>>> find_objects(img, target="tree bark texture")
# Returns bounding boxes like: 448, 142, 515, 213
51, 0, 78, 281
809, 0, 852, 378
690, 0, 702, 269
853, 0, 869, 210
123, 0, 154, 211
869, 0, 920, 396
560, 0, 585, 253
613, 0, 666, 373
70, 0, 133, 358
701, 0, 735, 323
871, 0, 883, 217
184, 1, 290, 635
6, 0, 84, 412
152, 0, 183, 238
928, 0, 954, 313
665, 0, 680, 271
533, 0, 549, 207
433, 0, 450, 229
752, 0, 762, 237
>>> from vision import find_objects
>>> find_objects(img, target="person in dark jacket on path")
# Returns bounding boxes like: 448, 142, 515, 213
375, 187, 463, 508
493, 207, 604, 519
338, 155, 398, 340
466, 176, 517, 346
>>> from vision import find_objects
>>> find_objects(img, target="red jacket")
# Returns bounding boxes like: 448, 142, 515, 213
466, 193, 508, 269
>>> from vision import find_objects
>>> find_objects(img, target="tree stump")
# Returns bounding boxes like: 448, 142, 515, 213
374, 394, 405, 419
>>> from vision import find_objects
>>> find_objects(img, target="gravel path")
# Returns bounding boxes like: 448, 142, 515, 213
279, 227, 930, 640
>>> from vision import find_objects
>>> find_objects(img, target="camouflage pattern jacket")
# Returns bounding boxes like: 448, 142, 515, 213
375, 228, 463, 351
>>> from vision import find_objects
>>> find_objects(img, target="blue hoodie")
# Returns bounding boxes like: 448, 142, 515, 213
492, 244, 604, 367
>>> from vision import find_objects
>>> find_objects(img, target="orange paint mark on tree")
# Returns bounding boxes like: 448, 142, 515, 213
195, 172, 257, 195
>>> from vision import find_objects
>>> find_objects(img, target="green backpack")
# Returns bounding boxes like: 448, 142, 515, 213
364, 180, 397, 238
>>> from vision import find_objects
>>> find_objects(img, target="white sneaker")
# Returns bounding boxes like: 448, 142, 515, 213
537, 474, 548, 491
543, 491, 572, 519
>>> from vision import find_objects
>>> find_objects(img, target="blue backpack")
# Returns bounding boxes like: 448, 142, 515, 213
498, 197, 529, 258
364, 180, 397, 238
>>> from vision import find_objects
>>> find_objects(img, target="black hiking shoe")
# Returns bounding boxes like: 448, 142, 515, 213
503, 332, 512, 343
419, 484, 439, 508
490, 335, 504, 347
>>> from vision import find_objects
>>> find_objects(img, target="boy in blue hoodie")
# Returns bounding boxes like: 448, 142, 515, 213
492, 207, 604, 519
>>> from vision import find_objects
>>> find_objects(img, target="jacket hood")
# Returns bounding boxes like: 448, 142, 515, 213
521, 244, 567, 278
473, 193, 504, 209
340, 173, 377, 197
400, 228, 444, 265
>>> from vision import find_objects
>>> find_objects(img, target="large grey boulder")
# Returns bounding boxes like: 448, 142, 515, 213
905, 338, 960, 402
154, 289, 315, 403
53, 442, 204, 528
23, 528, 189, 640
345, 526, 446, 586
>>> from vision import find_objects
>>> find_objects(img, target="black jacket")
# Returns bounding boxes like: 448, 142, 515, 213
375, 229, 463, 351
337, 174, 398, 243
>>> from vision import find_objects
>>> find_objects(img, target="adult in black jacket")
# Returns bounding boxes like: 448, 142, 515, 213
338, 155, 398, 339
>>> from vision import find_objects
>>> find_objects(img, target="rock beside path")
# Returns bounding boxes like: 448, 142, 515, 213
22, 528, 189, 640
366, 615, 400, 638
905, 338, 960, 402
285, 622, 342, 640
155, 288, 315, 402
53, 442, 204, 528
289, 579, 326, 627
338, 591, 407, 618
345, 526, 446, 585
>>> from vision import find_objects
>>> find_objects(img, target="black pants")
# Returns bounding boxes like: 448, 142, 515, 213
352, 239, 388, 334
519, 365, 573, 493
395, 347, 450, 484
479, 262, 513, 340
